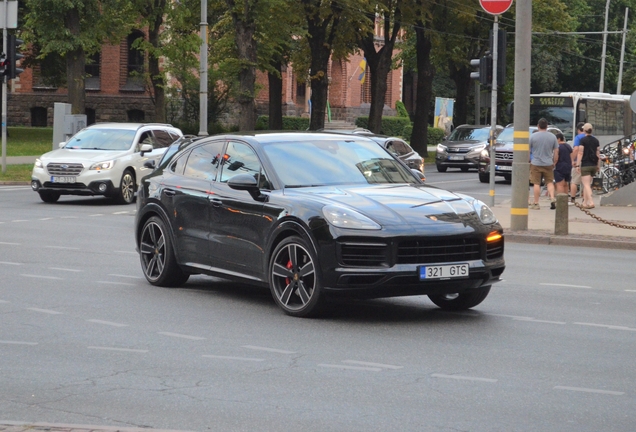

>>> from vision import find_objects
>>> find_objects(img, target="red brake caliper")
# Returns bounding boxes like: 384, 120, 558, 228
285, 260, 293, 285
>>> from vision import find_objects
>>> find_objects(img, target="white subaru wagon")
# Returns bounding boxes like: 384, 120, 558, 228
31, 123, 183, 204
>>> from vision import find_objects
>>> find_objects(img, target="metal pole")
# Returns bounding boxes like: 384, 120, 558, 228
488, 16, 498, 207
2, 0, 8, 174
617, 8, 629, 94
474, 81, 480, 125
198, 0, 208, 136
599, 0, 611, 93
511, 0, 532, 231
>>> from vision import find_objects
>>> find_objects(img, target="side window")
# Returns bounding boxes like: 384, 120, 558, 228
152, 130, 175, 149
183, 141, 225, 181
219, 141, 268, 187
138, 132, 155, 151
170, 151, 190, 175
390, 140, 411, 156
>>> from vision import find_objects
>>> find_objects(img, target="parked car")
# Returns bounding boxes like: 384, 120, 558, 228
135, 131, 505, 317
319, 128, 425, 180
31, 123, 183, 204
435, 124, 503, 172
477, 125, 562, 183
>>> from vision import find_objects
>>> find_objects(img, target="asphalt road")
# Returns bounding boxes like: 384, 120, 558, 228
1, 185, 635, 432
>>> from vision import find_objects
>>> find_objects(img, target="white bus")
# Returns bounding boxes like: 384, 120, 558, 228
527, 92, 636, 145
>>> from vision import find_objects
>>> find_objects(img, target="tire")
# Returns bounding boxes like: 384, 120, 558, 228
115, 169, 136, 204
479, 173, 489, 183
428, 286, 491, 311
38, 190, 61, 203
504, 175, 512, 182
460, 167, 469, 172
269, 236, 324, 317
436, 164, 447, 173
139, 215, 189, 287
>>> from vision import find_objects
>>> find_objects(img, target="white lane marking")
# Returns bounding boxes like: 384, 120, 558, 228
0, 241, 21, 245
242, 345, 297, 354
554, 386, 624, 395
44, 245, 80, 250
318, 364, 382, 372
0, 261, 21, 265
488, 313, 534, 320
203, 355, 265, 362
108, 274, 144, 279
89, 214, 104, 217
113, 211, 131, 215
49, 267, 81, 272
96, 281, 136, 286
0, 299, 9, 303
158, 332, 206, 341
574, 322, 636, 332
27, 308, 63, 315
61, 216, 78, 219
88, 346, 148, 353
431, 373, 498, 383
114, 250, 137, 255
21, 274, 63, 280
87, 319, 128, 327
0, 340, 38, 345
512, 317, 567, 325
540, 283, 592, 289
39, 218, 54, 221
11, 220, 29, 223
342, 360, 403, 370
625, 290, 636, 292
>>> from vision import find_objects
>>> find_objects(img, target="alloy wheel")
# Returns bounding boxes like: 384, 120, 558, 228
140, 221, 165, 282
271, 242, 316, 312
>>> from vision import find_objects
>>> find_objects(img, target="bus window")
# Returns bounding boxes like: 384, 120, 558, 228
585, 99, 624, 136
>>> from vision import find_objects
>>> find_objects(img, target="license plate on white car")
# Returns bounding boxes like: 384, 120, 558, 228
419, 264, 469, 280
448, 155, 464, 161
51, 176, 76, 183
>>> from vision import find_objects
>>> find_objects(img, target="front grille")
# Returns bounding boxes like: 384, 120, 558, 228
43, 182, 88, 190
448, 147, 469, 154
46, 163, 84, 176
486, 237, 504, 260
495, 151, 513, 160
397, 238, 481, 264
338, 241, 388, 267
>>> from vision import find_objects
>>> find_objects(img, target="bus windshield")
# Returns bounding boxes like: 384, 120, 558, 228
529, 106, 574, 140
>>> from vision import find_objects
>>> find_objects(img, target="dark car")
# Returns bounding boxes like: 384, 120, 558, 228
477, 125, 562, 183
135, 132, 505, 317
435, 124, 503, 172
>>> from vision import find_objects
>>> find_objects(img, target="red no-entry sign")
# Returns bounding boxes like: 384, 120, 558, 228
479, 0, 513, 15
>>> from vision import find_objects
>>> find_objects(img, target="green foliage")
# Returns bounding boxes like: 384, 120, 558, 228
256, 116, 310, 130
355, 116, 411, 137
7, 127, 53, 156
427, 127, 446, 146
395, 100, 409, 118
0, 164, 33, 183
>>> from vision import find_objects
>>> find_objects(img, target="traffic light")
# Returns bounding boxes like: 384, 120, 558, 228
0, 54, 6, 76
470, 54, 493, 87
489, 29, 507, 87
6, 34, 24, 80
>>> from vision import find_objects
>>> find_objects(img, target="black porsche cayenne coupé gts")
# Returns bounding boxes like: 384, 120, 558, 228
135, 132, 505, 317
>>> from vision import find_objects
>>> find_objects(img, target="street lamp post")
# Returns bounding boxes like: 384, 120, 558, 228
199, 0, 208, 136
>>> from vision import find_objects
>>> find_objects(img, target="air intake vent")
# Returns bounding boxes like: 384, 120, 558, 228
397, 238, 481, 264
486, 237, 504, 260
338, 241, 388, 267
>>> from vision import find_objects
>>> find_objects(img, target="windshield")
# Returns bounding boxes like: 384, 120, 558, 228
448, 127, 490, 142
497, 128, 514, 142
64, 128, 136, 151
262, 139, 419, 187
529, 106, 574, 140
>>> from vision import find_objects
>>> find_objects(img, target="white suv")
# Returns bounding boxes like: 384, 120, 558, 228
31, 123, 183, 204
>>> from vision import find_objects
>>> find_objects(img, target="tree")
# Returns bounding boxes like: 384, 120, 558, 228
23, 0, 134, 115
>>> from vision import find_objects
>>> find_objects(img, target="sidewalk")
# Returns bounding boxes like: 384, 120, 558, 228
493, 192, 636, 250
0, 422, 194, 432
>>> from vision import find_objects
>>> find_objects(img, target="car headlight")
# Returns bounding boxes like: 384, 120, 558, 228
34, 158, 43, 169
471, 199, 497, 224
90, 160, 115, 170
437, 144, 447, 152
322, 204, 381, 230
469, 144, 487, 152
480, 149, 489, 158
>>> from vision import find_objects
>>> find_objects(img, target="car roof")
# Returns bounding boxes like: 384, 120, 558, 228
205, 131, 380, 145
87, 122, 178, 131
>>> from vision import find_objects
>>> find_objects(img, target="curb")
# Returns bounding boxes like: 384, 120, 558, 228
0, 422, 195, 432
0, 181, 30, 186
505, 230, 636, 250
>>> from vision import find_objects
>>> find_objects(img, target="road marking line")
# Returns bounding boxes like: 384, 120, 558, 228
318, 364, 382, 372
512, 317, 567, 325
0, 340, 38, 345
27, 308, 63, 315
61, 216, 78, 219
554, 386, 624, 395
488, 313, 534, 320
158, 332, 206, 340
89, 214, 104, 217
44, 245, 80, 250
342, 360, 403, 370
87, 319, 128, 327
0, 261, 21, 265
21, 274, 63, 280
540, 283, 592, 289
113, 211, 131, 214
0, 300, 9, 303
11, 220, 29, 223
0, 241, 21, 245
242, 345, 297, 354
96, 281, 136, 286
108, 274, 144, 279
574, 322, 636, 332
48, 267, 81, 272
88, 346, 148, 353
203, 355, 265, 362
431, 373, 498, 383
39, 218, 54, 221
625, 290, 636, 292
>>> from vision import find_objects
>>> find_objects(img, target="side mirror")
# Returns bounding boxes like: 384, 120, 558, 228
143, 160, 156, 169
140, 143, 153, 156
411, 169, 426, 182
58, 142, 66, 149
228, 173, 265, 201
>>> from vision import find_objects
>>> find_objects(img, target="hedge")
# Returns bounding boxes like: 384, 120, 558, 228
256, 116, 310, 131
355, 116, 412, 137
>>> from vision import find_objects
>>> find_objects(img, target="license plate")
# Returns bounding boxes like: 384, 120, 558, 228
496, 165, 512, 171
51, 176, 76, 183
448, 155, 464, 161
419, 263, 469, 280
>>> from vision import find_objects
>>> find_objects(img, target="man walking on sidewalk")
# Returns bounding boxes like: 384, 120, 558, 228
529, 118, 558, 210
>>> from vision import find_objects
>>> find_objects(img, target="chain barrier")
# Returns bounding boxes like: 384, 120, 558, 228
573, 202, 636, 230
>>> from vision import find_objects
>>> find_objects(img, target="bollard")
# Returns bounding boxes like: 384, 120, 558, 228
554, 193, 568, 235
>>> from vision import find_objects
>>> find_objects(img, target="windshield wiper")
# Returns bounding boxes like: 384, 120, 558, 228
284, 184, 327, 188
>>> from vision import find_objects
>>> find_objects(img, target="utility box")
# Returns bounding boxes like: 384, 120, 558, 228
64, 115, 86, 136
52, 103, 86, 150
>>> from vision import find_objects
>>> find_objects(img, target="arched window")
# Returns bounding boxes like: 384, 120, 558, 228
125, 31, 145, 90
30, 107, 48, 127
85, 52, 101, 91
86, 108, 96, 125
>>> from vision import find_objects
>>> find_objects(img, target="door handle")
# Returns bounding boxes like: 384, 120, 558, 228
164, 189, 176, 197
209, 197, 222, 206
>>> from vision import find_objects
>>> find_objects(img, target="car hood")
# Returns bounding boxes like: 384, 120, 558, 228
284, 184, 484, 228
494, 140, 513, 151
444, 140, 487, 149
39, 148, 130, 164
